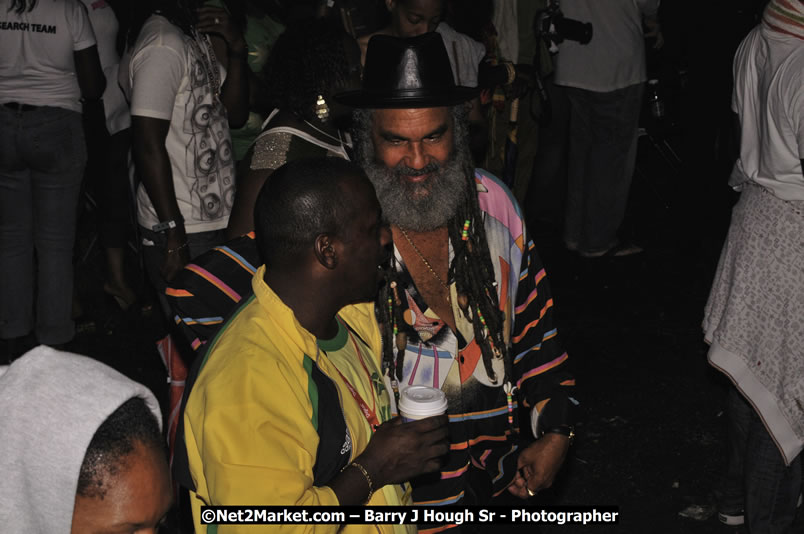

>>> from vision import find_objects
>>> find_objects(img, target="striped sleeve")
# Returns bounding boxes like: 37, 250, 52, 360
510, 239, 577, 431
166, 234, 260, 351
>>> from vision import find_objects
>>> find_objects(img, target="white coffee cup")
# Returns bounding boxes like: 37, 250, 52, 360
398, 385, 448, 421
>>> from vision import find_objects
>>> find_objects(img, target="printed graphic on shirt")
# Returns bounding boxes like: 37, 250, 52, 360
183, 52, 234, 222
0, 21, 57, 33
391, 251, 506, 394
340, 427, 352, 456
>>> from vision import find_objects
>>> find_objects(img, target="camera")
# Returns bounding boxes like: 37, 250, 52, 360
534, 0, 593, 51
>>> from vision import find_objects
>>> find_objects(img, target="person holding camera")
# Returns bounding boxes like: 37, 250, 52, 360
553, 0, 662, 258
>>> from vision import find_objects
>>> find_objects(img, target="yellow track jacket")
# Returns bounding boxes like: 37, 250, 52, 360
183, 266, 415, 533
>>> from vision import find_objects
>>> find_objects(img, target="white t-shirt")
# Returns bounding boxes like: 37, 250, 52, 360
553, 0, 658, 92
129, 15, 234, 233
80, 0, 129, 134
730, 25, 804, 201
0, 0, 96, 112
436, 22, 485, 88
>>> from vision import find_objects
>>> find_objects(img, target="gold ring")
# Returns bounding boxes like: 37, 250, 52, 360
526, 487, 536, 497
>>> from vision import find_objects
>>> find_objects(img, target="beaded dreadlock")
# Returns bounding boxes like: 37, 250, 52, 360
354, 105, 513, 389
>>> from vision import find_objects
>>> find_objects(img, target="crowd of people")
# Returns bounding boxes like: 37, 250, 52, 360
0, 0, 801, 533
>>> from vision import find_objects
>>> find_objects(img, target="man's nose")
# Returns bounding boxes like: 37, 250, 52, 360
406, 141, 427, 169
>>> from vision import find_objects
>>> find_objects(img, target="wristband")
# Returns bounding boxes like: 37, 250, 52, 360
152, 219, 180, 232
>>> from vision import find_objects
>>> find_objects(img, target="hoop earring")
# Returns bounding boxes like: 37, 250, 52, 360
315, 94, 330, 123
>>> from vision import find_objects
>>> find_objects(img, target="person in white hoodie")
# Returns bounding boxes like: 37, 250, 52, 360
0, 346, 172, 533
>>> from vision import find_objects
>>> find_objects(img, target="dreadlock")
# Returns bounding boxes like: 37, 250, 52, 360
359, 105, 513, 389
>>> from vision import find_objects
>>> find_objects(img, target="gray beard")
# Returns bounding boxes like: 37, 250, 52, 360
361, 152, 468, 232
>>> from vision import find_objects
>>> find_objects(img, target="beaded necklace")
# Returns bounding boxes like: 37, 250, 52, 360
188, 30, 222, 103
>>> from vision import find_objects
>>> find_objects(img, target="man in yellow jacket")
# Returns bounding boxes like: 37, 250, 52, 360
181, 157, 450, 533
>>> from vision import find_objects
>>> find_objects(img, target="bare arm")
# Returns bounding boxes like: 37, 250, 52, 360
196, 6, 250, 127
74, 45, 106, 100
74, 45, 108, 145
132, 116, 190, 280
643, 14, 664, 49
226, 166, 274, 240
639, 0, 663, 50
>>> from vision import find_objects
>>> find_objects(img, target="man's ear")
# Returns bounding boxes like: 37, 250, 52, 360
385, 0, 395, 13
314, 234, 338, 270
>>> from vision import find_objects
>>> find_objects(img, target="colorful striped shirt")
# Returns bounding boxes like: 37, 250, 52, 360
385, 170, 577, 531
166, 232, 260, 352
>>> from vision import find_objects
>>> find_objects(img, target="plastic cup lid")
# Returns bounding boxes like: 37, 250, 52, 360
398, 385, 448, 416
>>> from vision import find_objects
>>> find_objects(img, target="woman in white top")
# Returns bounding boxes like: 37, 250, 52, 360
0, 0, 106, 349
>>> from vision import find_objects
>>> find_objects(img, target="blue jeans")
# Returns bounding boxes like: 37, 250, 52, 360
562, 83, 643, 254
720, 386, 802, 533
0, 106, 87, 344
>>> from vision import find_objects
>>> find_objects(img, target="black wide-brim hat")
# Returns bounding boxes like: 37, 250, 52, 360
335, 32, 478, 109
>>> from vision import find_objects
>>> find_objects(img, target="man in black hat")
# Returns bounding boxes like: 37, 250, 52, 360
337, 33, 578, 525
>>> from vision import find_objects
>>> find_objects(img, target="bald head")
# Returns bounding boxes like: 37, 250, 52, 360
254, 158, 375, 270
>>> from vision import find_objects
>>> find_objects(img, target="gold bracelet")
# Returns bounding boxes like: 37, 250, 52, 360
346, 461, 374, 502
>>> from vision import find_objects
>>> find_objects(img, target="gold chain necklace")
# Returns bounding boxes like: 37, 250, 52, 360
399, 228, 451, 302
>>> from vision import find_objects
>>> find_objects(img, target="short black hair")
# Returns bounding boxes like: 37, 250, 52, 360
77, 397, 164, 499
257, 17, 351, 119
253, 157, 367, 268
